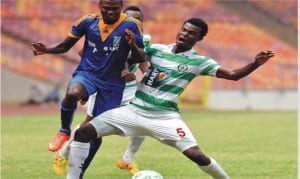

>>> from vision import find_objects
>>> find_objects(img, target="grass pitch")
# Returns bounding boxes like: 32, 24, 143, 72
2, 110, 297, 179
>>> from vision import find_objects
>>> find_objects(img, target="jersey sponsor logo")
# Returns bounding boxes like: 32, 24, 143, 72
178, 64, 188, 72
144, 67, 171, 87
103, 36, 121, 54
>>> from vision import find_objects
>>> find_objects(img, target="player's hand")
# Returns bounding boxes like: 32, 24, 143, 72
79, 99, 87, 105
125, 29, 135, 46
31, 43, 47, 56
254, 51, 275, 66
121, 69, 136, 81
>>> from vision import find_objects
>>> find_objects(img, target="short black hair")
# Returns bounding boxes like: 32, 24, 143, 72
184, 18, 208, 38
99, 0, 123, 5
123, 6, 143, 21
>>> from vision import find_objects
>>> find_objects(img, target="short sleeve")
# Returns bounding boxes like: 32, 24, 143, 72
69, 14, 95, 38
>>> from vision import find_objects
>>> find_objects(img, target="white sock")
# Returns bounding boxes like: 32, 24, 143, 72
59, 124, 80, 159
122, 136, 145, 163
199, 157, 230, 179
67, 141, 90, 179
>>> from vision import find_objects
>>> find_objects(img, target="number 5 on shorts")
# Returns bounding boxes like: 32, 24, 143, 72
176, 128, 186, 137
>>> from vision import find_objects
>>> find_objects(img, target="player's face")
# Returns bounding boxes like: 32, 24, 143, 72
99, 0, 123, 24
125, 10, 143, 22
175, 22, 202, 51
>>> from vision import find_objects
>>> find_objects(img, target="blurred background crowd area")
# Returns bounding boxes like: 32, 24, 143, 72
1, 0, 297, 104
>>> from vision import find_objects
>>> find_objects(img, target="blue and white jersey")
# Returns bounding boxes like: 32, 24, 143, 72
69, 13, 144, 84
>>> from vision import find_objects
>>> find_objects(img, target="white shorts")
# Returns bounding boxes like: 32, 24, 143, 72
120, 85, 137, 106
90, 104, 198, 152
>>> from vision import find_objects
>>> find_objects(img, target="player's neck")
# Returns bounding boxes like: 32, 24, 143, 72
172, 45, 191, 54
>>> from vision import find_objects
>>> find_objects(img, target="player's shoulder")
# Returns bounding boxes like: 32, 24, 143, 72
74, 13, 100, 26
190, 52, 218, 65
150, 43, 169, 50
80, 13, 100, 22
189, 51, 205, 59
144, 43, 169, 55
124, 16, 142, 28
124, 16, 141, 24
143, 33, 151, 39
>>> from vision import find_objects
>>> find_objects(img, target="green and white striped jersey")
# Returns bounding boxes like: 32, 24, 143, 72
131, 44, 220, 112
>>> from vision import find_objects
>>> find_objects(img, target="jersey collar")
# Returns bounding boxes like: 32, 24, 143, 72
168, 44, 196, 57
99, 13, 127, 42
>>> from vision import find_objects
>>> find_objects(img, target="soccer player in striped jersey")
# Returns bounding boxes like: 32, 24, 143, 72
66, 18, 274, 179
53, 5, 149, 177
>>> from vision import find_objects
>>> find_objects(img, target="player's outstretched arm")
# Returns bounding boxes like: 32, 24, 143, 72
31, 37, 78, 56
216, 51, 275, 81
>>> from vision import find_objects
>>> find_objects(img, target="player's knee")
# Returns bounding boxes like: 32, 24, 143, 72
74, 124, 97, 143
65, 91, 80, 103
66, 83, 88, 102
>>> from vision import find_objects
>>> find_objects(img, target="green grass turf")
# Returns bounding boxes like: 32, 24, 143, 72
2, 111, 297, 179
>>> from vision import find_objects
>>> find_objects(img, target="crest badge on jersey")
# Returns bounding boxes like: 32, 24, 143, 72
112, 36, 121, 47
178, 64, 188, 72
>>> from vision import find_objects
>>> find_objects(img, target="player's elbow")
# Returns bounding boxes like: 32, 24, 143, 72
225, 71, 243, 81
230, 76, 241, 81
217, 71, 241, 81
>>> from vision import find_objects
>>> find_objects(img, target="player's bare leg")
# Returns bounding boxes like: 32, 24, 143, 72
183, 146, 230, 179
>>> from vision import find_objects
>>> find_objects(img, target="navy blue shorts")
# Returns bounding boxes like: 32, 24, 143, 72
70, 71, 125, 116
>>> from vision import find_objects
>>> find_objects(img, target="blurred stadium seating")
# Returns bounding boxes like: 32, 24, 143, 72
1, 0, 297, 91
2, 34, 76, 83
249, 0, 297, 32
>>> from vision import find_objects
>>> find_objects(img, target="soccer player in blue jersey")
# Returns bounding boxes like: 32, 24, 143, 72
65, 17, 274, 178
31, 0, 144, 153
50, 5, 149, 177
